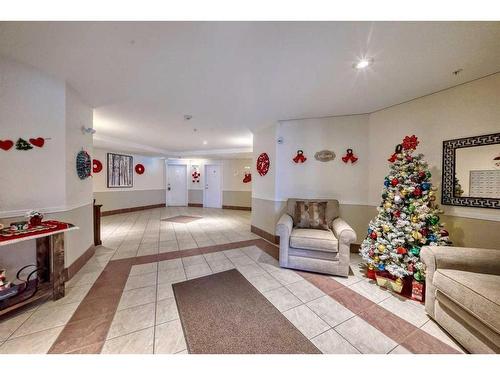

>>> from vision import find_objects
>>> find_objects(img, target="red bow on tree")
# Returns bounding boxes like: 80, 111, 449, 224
402, 135, 419, 150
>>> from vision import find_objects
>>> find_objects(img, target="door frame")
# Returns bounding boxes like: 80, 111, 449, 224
165, 163, 188, 207
203, 164, 223, 208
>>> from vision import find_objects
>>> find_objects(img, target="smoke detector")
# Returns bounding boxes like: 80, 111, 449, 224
184, 114, 192, 120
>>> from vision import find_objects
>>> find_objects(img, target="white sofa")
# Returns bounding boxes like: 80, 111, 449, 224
275, 199, 356, 277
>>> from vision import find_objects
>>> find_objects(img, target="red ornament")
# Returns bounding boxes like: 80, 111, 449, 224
242, 172, 252, 183
366, 268, 377, 280
191, 170, 200, 183
397, 247, 407, 255
370, 231, 377, 240
92, 159, 103, 173
393, 210, 401, 218
256, 153, 270, 176
341, 148, 358, 164
29, 137, 45, 148
420, 228, 429, 237
402, 135, 419, 150
413, 187, 422, 197
292, 150, 307, 163
0, 139, 14, 151
391, 178, 399, 186
135, 164, 145, 175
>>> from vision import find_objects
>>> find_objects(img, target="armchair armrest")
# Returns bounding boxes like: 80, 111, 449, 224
276, 214, 293, 238
276, 214, 293, 267
421, 246, 500, 276
332, 218, 356, 245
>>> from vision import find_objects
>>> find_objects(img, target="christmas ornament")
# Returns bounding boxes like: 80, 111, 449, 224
341, 148, 358, 163
0, 139, 14, 151
15, 138, 33, 150
242, 172, 252, 183
76, 150, 92, 180
397, 247, 407, 255
29, 137, 45, 148
292, 150, 307, 163
421, 182, 431, 191
408, 204, 416, 213
393, 210, 401, 218
429, 216, 440, 225
256, 153, 270, 176
413, 187, 422, 197
135, 164, 145, 175
411, 246, 420, 256
394, 195, 402, 204
383, 202, 392, 209
92, 159, 103, 173
370, 231, 377, 240
191, 169, 201, 183
377, 244, 386, 252
391, 178, 399, 186
382, 225, 390, 232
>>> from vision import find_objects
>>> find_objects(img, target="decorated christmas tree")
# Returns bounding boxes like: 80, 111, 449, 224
360, 135, 450, 284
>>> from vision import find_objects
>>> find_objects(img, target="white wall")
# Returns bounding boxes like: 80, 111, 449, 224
0, 56, 66, 216
0, 56, 94, 273
222, 159, 252, 192
92, 148, 165, 192
251, 124, 277, 201
275, 115, 369, 203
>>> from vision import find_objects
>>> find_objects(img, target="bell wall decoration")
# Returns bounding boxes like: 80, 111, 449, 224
341, 148, 358, 163
314, 150, 335, 162
292, 150, 307, 163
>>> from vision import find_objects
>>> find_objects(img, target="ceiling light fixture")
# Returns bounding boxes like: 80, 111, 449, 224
203, 140, 208, 145
353, 58, 373, 70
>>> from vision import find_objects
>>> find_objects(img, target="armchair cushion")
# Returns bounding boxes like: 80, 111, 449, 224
294, 201, 329, 230
286, 198, 339, 228
290, 228, 338, 253
434, 269, 500, 334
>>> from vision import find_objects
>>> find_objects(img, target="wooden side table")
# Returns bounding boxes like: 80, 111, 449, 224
93, 203, 102, 246
0, 223, 77, 316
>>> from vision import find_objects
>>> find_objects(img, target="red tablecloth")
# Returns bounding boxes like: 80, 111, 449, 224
0, 220, 72, 243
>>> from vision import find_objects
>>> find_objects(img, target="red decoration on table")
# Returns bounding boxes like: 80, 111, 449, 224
191, 170, 200, 183
242, 172, 252, 183
341, 148, 358, 163
29, 137, 45, 148
292, 150, 307, 163
256, 153, 270, 176
92, 159, 103, 173
0, 221, 71, 242
135, 164, 145, 175
0, 139, 14, 151
402, 135, 419, 150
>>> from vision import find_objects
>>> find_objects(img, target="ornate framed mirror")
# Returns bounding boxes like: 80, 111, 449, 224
442, 132, 500, 209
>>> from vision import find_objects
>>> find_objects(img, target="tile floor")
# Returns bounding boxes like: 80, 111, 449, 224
0, 207, 465, 354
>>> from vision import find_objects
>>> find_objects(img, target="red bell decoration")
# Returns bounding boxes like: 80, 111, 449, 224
192, 170, 201, 183
341, 148, 358, 164
92, 159, 103, 173
292, 150, 307, 163
242, 172, 252, 183
135, 164, 145, 175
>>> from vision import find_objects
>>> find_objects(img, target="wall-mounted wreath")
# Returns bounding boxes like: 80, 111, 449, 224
76, 150, 92, 180
256, 153, 270, 176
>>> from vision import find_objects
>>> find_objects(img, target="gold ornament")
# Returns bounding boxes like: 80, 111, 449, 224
384, 202, 392, 209
412, 231, 422, 240
377, 244, 386, 252
374, 256, 380, 262
383, 225, 390, 232
411, 215, 418, 223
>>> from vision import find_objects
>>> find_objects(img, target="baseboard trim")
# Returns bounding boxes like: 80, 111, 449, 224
251, 225, 280, 245
101, 203, 165, 216
188, 203, 203, 207
64, 245, 96, 281
222, 205, 251, 211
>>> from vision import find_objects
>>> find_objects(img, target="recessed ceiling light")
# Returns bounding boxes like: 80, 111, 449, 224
203, 140, 208, 145
353, 58, 373, 70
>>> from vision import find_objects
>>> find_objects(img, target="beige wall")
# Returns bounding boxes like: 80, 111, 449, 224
94, 190, 165, 211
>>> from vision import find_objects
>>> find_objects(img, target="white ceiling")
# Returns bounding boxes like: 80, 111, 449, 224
1, 22, 499, 156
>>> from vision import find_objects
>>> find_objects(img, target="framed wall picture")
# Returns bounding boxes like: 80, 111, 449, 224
107, 153, 133, 188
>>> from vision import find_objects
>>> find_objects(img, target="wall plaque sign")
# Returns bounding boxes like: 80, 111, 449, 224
314, 150, 336, 162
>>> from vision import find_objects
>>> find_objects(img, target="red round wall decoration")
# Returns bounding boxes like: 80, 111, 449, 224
256, 153, 270, 176
135, 164, 145, 175
92, 159, 103, 173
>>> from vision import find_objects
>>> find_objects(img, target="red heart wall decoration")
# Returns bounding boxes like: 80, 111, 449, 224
29, 137, 45, 148
0, 139, 14, 151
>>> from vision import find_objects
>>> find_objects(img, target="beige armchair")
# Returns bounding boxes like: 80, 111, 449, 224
276, 199, 356, 277
421, 246, 500, 353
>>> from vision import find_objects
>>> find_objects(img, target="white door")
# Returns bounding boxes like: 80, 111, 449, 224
166, 164, 187, 206
204, 164, 222, 208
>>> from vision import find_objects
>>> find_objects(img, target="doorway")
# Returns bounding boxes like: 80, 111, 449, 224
203, 164, 222, 208
166, 164, 187, 206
